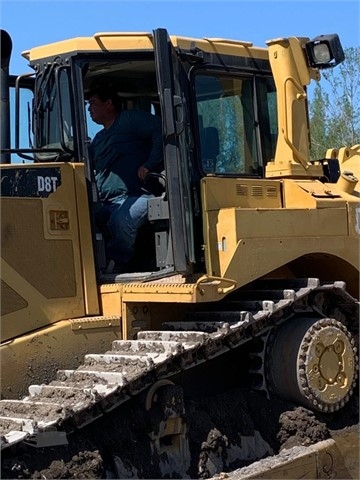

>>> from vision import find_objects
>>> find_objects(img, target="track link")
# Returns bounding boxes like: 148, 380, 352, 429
0, 278, 358, 450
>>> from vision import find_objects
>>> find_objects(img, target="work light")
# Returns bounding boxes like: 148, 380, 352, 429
304, 34, 345, 69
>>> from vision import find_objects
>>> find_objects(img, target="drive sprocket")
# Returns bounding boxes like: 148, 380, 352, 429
264, 317, 358, 412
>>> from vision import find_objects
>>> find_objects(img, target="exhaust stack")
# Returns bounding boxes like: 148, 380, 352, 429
1, 30, 12, 164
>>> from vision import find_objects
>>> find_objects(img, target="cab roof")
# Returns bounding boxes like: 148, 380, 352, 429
22, 31, 269, 63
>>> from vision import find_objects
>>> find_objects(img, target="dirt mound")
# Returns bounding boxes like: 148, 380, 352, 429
1, 386, 358, 479
277, 407, 331, 450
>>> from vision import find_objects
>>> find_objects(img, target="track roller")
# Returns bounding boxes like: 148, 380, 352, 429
265, 317, 358, 412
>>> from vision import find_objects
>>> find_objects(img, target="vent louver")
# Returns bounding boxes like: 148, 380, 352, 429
235, 184, 279, 198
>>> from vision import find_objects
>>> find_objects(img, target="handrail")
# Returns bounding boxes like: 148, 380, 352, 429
282, 76, 309, 170
94, 32, 153, 40
203, 38, 253, 47
196, 275, 237, 295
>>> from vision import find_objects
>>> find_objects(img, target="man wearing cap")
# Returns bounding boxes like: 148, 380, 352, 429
86, 82, 163, 272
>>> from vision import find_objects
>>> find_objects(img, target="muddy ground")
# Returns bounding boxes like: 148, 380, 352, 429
1, 382, 358, 479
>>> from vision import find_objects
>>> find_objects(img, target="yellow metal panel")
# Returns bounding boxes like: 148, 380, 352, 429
237, 438, 356, 479
222, 236, 358, 288
25, 35, 155, 61
283, 179, 345, 208
25, 32, 269, 63
172, 36, 268, 58
0, 163, 85, 342
265, 37, 323, 177
331, 427, 359, 480
204, 206, 351, 281
70, 315, 120, 331
201, 177, 283, 211
100, 284, 123, 316
348, 203, 360, 237
0, 258, 85, 342
73, 164, 99, 315
120, 277, 234, 304
232, 208, 348, 238
122, 301, 152, 341
122, 282, 197, 303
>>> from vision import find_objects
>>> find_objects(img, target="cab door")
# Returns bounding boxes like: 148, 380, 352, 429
153, 28, 195, 274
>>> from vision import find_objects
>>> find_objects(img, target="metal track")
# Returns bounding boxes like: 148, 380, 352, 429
0, 278, 358, 451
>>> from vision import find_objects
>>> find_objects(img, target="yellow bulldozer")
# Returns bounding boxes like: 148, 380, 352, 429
0, 28, 359, 478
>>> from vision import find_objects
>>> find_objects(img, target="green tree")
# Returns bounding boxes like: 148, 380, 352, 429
309, 46, 360, 160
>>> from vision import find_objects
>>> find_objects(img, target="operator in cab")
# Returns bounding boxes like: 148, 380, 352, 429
85, 81, 164, 273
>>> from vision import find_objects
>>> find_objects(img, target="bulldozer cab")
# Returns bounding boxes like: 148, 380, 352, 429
5, 28, 279, 287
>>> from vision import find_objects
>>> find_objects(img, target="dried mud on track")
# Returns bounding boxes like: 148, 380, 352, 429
1, 384, 358, 479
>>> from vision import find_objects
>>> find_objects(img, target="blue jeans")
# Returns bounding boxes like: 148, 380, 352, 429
99, 194, 152, 265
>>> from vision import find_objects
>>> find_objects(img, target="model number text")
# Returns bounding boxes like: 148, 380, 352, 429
37, 176, 58, 193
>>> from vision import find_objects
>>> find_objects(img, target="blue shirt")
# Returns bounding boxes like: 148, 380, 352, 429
90, 109, 163, 201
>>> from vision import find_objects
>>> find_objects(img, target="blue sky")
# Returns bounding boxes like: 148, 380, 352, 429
1, 0, 359, 74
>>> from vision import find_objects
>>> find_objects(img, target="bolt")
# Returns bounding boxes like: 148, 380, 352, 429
315, 343, 325, 357
318, 377, 326, 390
334, 340, 344, 354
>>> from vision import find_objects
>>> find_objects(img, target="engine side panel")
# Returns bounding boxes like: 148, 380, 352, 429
201, 177, 359, 290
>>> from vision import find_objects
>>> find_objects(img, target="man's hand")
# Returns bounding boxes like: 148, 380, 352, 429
138, 165, 149, 182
